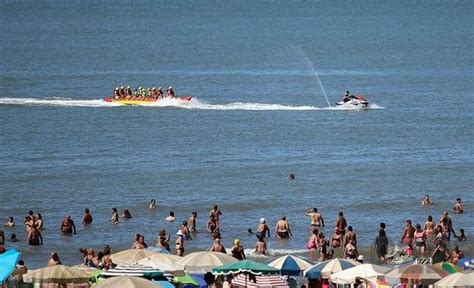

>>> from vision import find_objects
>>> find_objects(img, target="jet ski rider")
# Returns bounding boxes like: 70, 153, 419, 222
343, 91, 356, 102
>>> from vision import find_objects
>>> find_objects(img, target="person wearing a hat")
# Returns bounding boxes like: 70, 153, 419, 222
230, 239, 245, 260
256, 218, 270, 239
175, 230, 185, 256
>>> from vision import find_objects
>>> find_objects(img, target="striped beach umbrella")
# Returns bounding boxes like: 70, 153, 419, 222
266, 255, 313, 275
303, 258, 361, 279
231, 274, 289, 288
99, 263, 163, 278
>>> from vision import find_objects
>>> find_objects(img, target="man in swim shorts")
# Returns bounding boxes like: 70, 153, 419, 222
82, 208, 93, 225
306, 208, 325, 228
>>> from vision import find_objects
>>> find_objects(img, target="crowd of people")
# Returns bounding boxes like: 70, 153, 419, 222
0, 194, 468, 276
111, 86, 176, 101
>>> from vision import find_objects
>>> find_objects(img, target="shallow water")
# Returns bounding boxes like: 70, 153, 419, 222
0, 0, 473, 268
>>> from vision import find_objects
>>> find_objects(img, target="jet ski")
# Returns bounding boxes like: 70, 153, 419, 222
335, 95, 370, 108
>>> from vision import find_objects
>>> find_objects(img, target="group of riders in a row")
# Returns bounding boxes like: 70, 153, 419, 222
113, 86, 176, 101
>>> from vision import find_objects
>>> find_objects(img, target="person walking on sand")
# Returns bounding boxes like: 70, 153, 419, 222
275, 215, 292, 239
305, 208, 325, 228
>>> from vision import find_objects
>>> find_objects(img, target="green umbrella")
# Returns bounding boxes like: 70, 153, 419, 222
174, 274, 198, 286
213, 260, 279, 276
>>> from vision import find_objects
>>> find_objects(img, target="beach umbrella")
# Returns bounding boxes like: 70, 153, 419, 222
93, 275, 161, 287
23, 265, 91, 284
0, 248, 21, 283
434, 262, 463, 274
386, 263, 449, 285
137, 253, 184, 274
266, 255, 313, 275
213, 259, 280, 275
434, 270, 474, 288
330, 264, 392, 284
110, 248, 157, 266
303, 258, 361, 279
457, 257, 474, 271
177, 251, 238, 273
231, 273, 289, 288
99, 263, 163, 278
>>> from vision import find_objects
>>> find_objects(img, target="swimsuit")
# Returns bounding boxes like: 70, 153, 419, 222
277, 231, 289, 238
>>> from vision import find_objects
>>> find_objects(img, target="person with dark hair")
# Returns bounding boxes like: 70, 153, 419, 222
157, 229, 170, 252
456, 229, 466, 241
60, 215, 76, 235
188, 212, 197, 233
401, 220, 415, 245
111, 208, 119, 224
306, 208, 325, 228
255, 235, 268, 255
27, 224, 42, 245
374, 229, 389, 261
275, 215, 292, 239
82, 208, 93, 225
122, 209, 132, 219
453, 198, 464, 214
181, 221, 193, 240
336, 211, 347, 235
48, 252, 62, 266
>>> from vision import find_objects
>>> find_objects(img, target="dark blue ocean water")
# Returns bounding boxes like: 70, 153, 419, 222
1, 0, 473, 268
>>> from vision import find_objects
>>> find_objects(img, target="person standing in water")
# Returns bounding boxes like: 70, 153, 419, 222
275, 215, 292, 239
175, 230, 185, 256
231, 239, 246, 260
188, 212, 198, 233
306, 208, 325, 228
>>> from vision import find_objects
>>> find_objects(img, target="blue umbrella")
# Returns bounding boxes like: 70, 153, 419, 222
457, 257, 474, 270
266, 255, 313, 276
303, 258, 360, 279
0, 248, 21, 283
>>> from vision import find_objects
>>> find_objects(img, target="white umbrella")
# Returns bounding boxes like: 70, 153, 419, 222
434, 270, 474, 288
177, 251, 238, 273
93, 275, 162, 288
23, 265, 91, 284
110, 249, 157, 266
330, 264, 392, 284
137, 254, 185, 276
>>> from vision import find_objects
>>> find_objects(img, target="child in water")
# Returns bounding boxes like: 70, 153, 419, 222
456, 229, 466, 241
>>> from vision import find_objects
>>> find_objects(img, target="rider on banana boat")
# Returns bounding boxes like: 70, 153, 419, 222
166, 86, 176, 98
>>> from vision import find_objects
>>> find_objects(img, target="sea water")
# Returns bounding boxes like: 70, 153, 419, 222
0, 0, 473, 268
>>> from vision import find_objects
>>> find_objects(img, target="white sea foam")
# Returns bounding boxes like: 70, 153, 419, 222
0, 97, 383, 111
